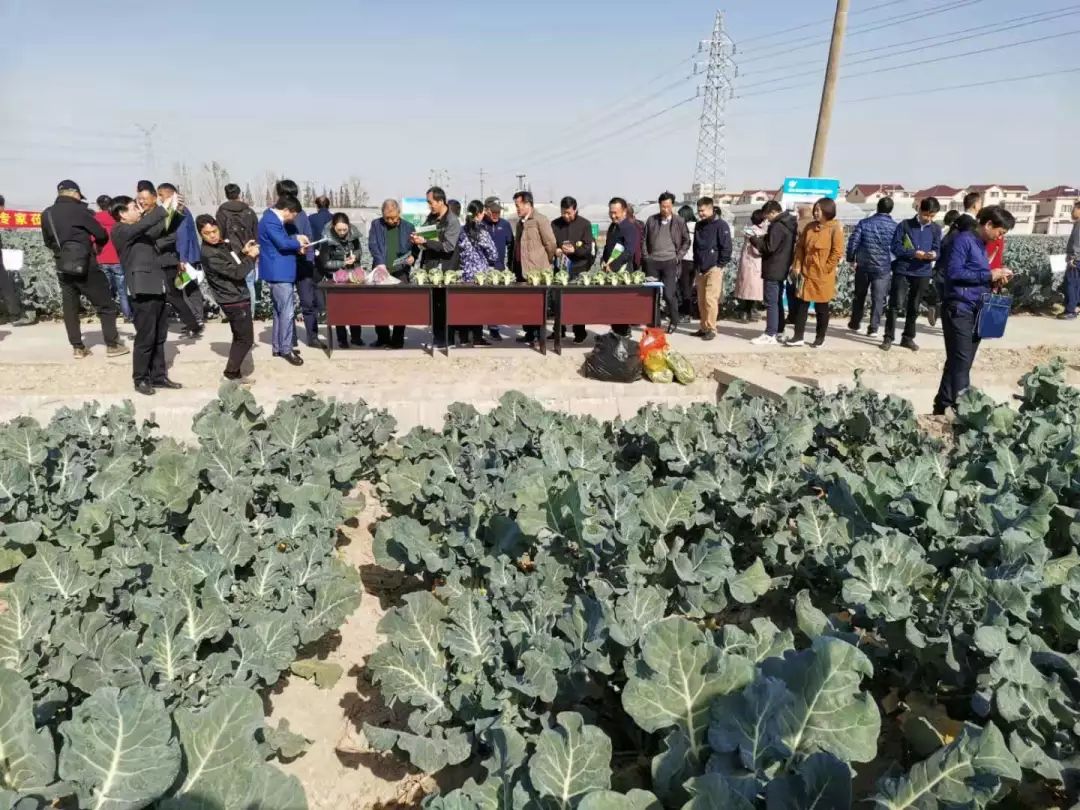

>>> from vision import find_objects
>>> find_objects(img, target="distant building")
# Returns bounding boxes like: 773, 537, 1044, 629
913, 185, 966, 212
845, 183, 915, 213
737, 189, 779, 206
1031, 185, 1078, 236
967, 184, 1035, 234
683, 184, 738, 205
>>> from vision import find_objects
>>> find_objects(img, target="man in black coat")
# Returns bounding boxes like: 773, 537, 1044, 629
551, 195, 595, 343
40, 180, 128, 359
109, 195, 181, 395
214, 183, 260, 309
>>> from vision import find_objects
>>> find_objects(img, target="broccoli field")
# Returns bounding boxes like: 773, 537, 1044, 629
1, 360, 1080, 807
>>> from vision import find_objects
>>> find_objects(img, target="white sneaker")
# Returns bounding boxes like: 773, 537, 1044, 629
784, 338, 805, 348
750, 334, 777, 346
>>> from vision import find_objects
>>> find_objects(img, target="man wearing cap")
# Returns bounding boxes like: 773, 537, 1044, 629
481, 197, 513, 341
40, 180, 128, 359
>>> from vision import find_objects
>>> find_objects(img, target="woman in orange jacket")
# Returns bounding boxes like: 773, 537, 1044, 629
786, 197, 844, 348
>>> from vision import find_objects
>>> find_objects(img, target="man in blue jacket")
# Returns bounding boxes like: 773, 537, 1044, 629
882, 197, 941, 352
368, 198, 416, 348
846, 197, 897, 336
691, 196, 732, 342
258, 196, 309, 366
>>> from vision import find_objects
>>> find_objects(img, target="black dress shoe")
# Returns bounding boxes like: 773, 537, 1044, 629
307, 339, 328, 350
515, 335, 533, 344
179, 326, 204, 340
134, 380, 155, 396
667, 320, 680, 334
282, 352, 304, 366
152, 379, 183, 390
488, 329, 504, 341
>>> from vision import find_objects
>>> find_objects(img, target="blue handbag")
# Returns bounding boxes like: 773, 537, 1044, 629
974, 292, 1011, 339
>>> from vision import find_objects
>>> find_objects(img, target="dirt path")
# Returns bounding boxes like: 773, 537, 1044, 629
268, 487, 437, 809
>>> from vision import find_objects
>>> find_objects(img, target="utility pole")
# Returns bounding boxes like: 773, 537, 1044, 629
135, 123, 157, 179
478, 168, 486, 201
808, 0, 849, 177
693, 12, 737, 197
515, 173, 528, 192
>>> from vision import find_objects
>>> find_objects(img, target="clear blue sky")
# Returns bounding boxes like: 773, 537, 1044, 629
1, 0, 1076, 208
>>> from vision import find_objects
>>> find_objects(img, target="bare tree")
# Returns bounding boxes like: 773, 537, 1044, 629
198, 161, 231, 206
254, 170, 281, 207
170, 162, 196, 201
243, 183, 254, 205
345, 175, 369, 208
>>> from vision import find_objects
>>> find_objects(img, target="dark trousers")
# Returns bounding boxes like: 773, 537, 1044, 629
0, 264, 23, 318
1065, 267, 1080, 315
678, 259, 696, 316
375, 325, 406, 348
764, 279, 785, 336
791, 298, 831, 344
297, 266, 324, 344
647, 259, 680, 323
850, 270, 891, 333
885, 274, 929, 343
337, 325, 364, 346
164, 267, 201, 331
934, 302, 980, 414
222, 303, 254, 378
60, 266, 119, 348
131, 294, 168, 383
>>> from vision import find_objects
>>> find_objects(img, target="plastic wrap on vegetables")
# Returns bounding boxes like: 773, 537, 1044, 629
665, 351, 696, 384
347, 269, 366, 284
412, 270, 429, 285
332, 269, 350, 284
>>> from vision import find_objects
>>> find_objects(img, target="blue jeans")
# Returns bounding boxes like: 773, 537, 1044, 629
1065, 266, 1080, 315
99, 263, 132, 320
246, 269, 256, 311
269, 282, 296, 356
850, 269, 890, 333
764, 279, 785, 336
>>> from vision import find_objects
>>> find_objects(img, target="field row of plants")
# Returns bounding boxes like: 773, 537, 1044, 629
0, 386, 395, 808
362, 359, 1080, 808
0, 231, 1068, 321
1, 358, 1079, 808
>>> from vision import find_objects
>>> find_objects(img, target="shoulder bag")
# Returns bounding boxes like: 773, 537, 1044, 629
974, 292, 1011, 339
46, 210, 92, 277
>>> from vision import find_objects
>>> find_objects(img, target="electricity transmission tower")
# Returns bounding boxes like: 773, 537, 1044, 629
693, 12, 737, 195
135, 123, 157, 179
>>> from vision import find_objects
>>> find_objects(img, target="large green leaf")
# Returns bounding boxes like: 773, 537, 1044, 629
760, 636, 880, 765
527, 712, 611, 807
623, 618, 753, 764
0, 668, 55, 793
870, 724, 1020, 809
58, 685, 180, 810
161, 687, 263, 809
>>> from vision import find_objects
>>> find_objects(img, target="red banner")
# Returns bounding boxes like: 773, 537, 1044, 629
0, 210, 42, 229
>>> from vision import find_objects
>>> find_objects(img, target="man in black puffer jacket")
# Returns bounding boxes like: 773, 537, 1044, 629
749, 200, 798, 345
40, 180, 128, 359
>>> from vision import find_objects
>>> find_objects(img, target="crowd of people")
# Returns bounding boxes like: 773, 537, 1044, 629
1, 179, 1078, 414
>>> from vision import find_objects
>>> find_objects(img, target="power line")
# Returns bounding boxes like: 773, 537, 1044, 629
499, 64, 696, 168
738, 5, 1080, 80
733, 28, 1080, 99
731, 67, 1080, 119
694, 11, 738, 192
734, 0, 914, 45
736, 0, 987, 63
521, 94, 699, 170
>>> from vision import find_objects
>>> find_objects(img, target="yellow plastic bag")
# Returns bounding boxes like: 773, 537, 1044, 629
644, 351, 668, 374
645, 366, 674, 384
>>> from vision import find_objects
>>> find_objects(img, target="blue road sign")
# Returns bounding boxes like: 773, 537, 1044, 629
782, 176, 841, 202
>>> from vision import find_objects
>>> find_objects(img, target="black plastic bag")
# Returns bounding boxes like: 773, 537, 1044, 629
582, 333, 642, 383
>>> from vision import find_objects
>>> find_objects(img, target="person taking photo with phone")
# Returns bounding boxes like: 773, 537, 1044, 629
197, 215, 258, 385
